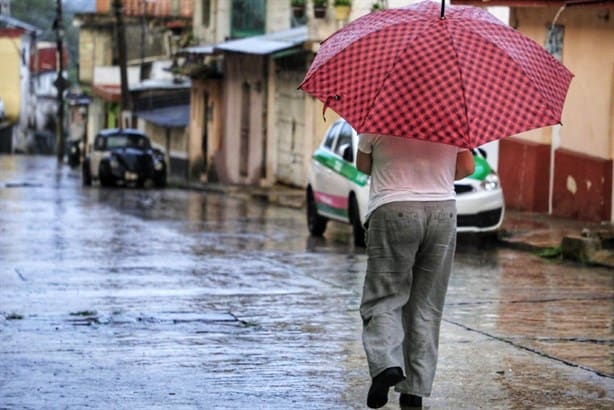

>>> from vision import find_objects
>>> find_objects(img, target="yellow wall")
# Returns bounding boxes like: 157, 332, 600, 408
79, 28, 113, 85
0, 36, 22, 121
513, 7, 614, 160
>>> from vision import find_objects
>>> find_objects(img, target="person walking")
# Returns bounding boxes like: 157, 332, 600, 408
356, 133, 475, 409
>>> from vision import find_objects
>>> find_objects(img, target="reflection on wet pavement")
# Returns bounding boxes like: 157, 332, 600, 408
1, 156, 612, 409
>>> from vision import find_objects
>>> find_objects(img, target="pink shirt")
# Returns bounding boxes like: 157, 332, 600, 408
358, 133, 462, 220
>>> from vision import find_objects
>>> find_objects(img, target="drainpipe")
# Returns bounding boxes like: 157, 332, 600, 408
54, 0, 65, 162
113, 0, 131, 117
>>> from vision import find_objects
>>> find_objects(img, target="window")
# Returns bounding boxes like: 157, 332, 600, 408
231, 0, 265, 38
545, 24, 564, 62
201, 0, 210, 28
323, 123, 341, 150
334, 123, 352, 155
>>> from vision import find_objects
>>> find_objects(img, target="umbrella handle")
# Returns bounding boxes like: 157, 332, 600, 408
440, 0, 445, 19
323, 95, 341, 122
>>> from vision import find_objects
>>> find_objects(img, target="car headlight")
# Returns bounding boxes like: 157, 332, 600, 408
154, 160, 163, 171
480, 174, 499, 191
110, 157, 119, 169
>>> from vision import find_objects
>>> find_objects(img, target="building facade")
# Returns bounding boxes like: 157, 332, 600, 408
454, 0, 614, 222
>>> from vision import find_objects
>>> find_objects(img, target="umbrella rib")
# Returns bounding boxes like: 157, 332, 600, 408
302, 11, 431, 86
453, 20, 566, 121
359, 20, 436, 131
441, 22, 473, 148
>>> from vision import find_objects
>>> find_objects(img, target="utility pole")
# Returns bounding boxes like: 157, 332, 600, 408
113, 0, 130, 121
140, 0, 146, 81
54, 0, 65, 162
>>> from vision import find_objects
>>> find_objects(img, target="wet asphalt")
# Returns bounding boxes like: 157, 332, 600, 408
0, 155, 612, 410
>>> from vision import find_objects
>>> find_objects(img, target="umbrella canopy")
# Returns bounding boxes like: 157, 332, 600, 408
299, 1, 573, 149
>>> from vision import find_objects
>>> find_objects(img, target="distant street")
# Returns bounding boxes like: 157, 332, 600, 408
1, 155, 612, 409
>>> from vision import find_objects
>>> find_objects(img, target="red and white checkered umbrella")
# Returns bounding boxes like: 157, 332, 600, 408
299, 1, 573, 149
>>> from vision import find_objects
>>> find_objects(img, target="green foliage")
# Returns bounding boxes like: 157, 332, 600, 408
334, 0, 351, 6
11, 0, 80, 82
314, 0, 328, 7
11, 0, 56, 40
536, 245, 562, 259
291, 0, 306, 6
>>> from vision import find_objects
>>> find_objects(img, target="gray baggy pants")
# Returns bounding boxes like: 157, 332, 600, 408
360, 200, 457, 397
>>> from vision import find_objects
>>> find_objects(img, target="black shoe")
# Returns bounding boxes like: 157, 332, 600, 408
400, 393, 422, 408
366, 367, 405, 409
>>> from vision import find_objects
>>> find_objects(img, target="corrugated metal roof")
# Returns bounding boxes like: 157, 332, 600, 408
180, 44, 216, 55
215, 26, 307, 55
0, 15, 41, 34
134, 105, 190, 128
131, 78, 191, 91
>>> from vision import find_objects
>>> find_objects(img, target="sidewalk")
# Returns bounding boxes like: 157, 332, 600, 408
170, 179, 614, 269
499, 209, 614, 268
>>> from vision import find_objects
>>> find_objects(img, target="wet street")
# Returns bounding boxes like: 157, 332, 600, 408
1, 155, 612, 410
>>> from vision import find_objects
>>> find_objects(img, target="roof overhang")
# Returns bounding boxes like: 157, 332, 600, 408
134, 105, 190, 128
92, 85, 121, 103
215, 26, 307, 56
0, 15, 41, 34
451, 0, 614, 7
178, 44, 217, 56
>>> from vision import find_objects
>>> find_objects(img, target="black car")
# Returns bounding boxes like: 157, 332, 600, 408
82, 128, 167, 188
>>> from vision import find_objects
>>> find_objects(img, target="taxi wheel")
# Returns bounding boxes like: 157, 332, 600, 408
307, 188, 327, 236
349, 196, 365, 247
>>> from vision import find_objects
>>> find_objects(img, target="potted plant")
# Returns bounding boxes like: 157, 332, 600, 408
313, 0, 328, 19
291, 0, 306, 18
371, 1, 384, 12
334, 0, 351, 20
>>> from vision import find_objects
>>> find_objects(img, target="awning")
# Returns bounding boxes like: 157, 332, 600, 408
134, 105, 190, 128
179, 44, 217, 55
215, 26, 307, 55
92, 84, 121, 103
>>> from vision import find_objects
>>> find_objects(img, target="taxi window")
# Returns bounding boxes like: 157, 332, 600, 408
334, 122, 353, 157
323, 122, 341, 150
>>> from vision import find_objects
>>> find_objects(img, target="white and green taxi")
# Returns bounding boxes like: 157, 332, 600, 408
306, 119, 505, 246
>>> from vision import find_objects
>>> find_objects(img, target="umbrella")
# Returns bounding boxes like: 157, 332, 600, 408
299, 0, 573, 149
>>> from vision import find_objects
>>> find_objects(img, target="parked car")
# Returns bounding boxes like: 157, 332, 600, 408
306, 119, 505, 246
82, 128, 167, 188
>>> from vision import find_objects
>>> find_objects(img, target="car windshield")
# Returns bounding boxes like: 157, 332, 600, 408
106, 134, 149, 149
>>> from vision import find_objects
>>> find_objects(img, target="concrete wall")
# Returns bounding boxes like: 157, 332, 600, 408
193, 0, 231, 44
0, 35, 21, 122
220, 53, 265, 185
79, 28, 113, 85
512, 8, 614, 159
189, 78, 223, 182
271, 56, 311, 188
141, 119, 189, 178
194, 0, 296, 44
266, 0, 292, 33
502, 6, 614, 221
